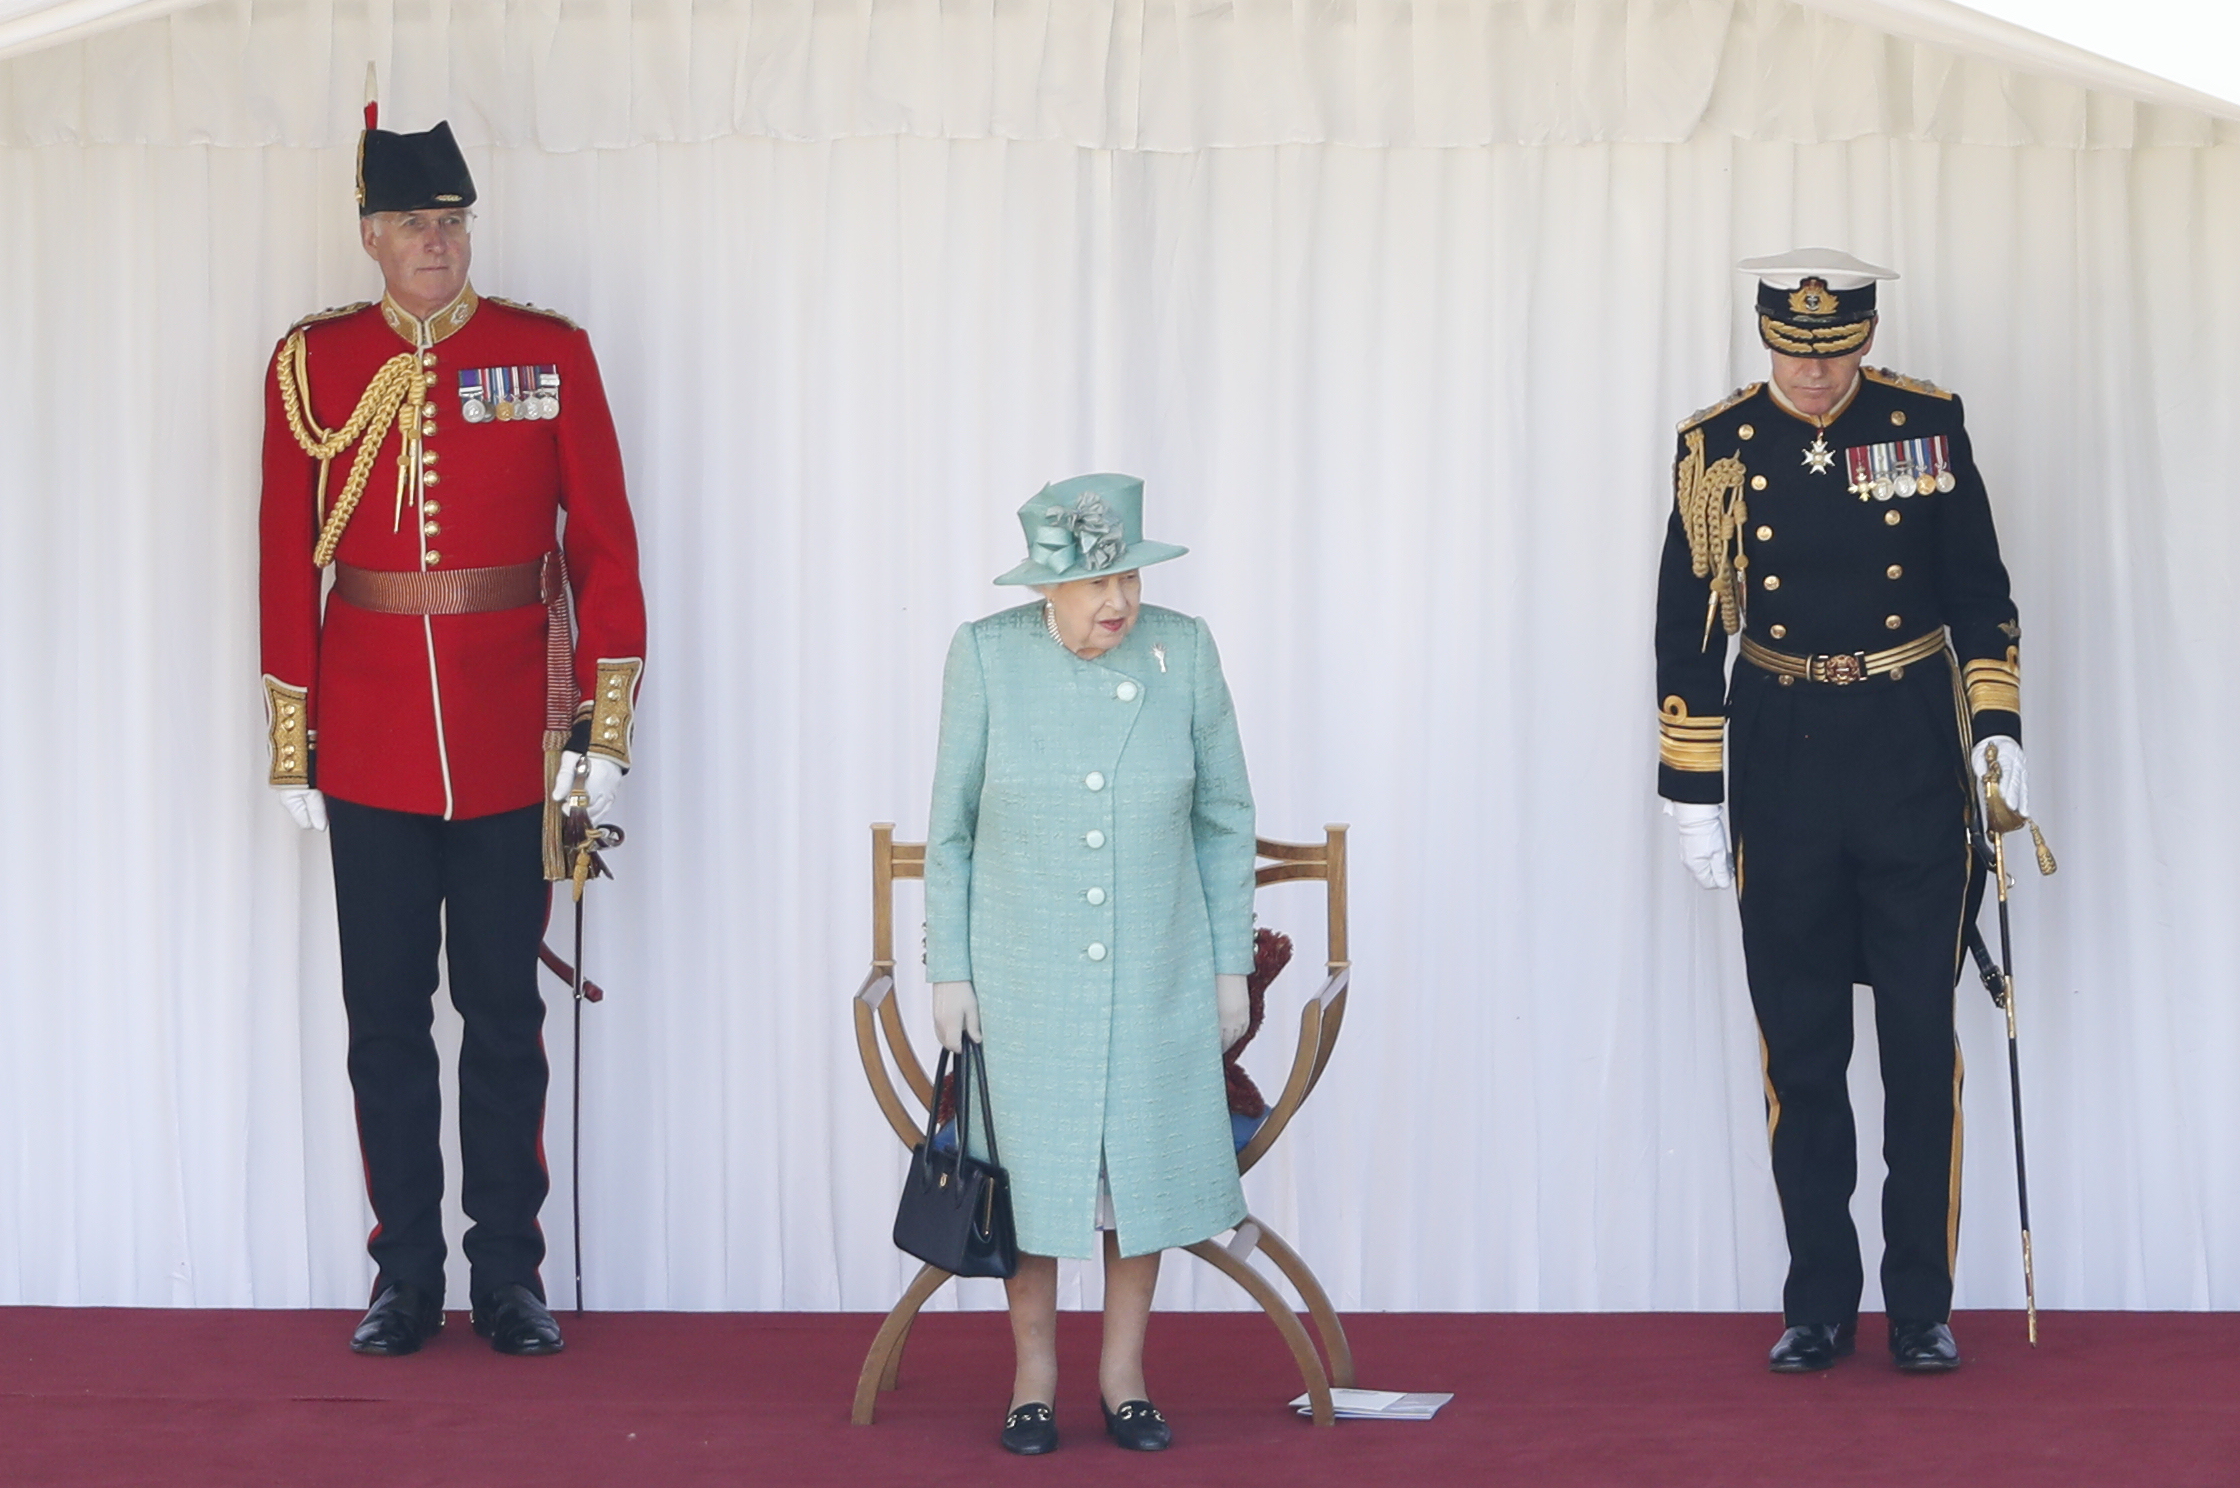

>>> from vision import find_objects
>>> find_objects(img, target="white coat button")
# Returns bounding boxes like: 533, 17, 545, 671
1087, 943, 1107, 961
1086, 887, 1107, 905
1084, 830, 1105, 848
1116, 681, 1139, 702
1085, 772, 1105, 791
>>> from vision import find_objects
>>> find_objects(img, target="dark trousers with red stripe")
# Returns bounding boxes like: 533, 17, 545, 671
327, 798, 552, 1307
1728, 662, 1971, 1328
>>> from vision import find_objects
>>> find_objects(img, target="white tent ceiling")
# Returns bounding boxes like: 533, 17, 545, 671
2, 0, 2235, 130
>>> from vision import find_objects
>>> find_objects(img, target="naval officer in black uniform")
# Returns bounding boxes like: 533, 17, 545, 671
1655, 250, 2031, 1373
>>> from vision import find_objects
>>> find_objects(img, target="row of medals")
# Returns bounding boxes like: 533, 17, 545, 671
461, 391, 560, 423
1856, 465, 1957, 502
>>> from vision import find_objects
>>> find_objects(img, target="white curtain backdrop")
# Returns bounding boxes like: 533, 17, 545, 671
1, 0, 2234, 1315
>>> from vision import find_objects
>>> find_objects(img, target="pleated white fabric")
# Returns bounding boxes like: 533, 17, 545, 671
0, 1, 2234, 1315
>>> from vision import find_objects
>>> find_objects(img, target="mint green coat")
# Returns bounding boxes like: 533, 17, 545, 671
925, 603, 1255, 1259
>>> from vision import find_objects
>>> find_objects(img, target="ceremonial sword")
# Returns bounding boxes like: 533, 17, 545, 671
1964, 741, 2056, 1346
560, 758, 624, 1314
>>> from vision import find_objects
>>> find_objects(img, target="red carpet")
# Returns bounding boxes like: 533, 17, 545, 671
1, 1308, 2232, 1486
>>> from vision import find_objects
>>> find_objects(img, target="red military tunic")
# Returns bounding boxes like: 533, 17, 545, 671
260, 287, 645, 819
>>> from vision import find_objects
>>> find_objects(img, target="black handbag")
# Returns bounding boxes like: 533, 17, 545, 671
892, 1038, 1018, 1278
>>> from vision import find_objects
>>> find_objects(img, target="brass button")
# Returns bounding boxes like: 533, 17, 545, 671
422, 471, 440, 486
1891, 410, 1907, 427
1755, 525, 1773, 541
1738, 424, 1755, 440
422, 373, 436, 389
421, 421, 438, 438
1886, 564, 1903, 580
1763, 575, 1781, 591
1885, 614, 1902, 630
422, 450, 438, 464
425, 550, 443, 565
602, 728, 619, 741
1769, 624, 1787, 639
422, 521, 440, 537
1779, 675, 1795, 687
1750, 475, 1767, 491
421, 352, 437, 368
422, 500, 440, 516
422, 401, 437, 417
1885, 510, 1901, 526
1890, 666, 1907, 680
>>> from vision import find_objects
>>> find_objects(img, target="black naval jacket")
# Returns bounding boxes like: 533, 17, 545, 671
1655, 367, 2021, 803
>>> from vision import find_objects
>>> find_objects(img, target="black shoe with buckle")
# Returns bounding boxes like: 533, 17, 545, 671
1890, 1319, 1961, 1373
1001, 1402, 1059, 1455
349, 1280, 444, 1356
469, 1283, 565, 1356
1767, 1320, 1857, 1373
1102, 1398, 1173, 1451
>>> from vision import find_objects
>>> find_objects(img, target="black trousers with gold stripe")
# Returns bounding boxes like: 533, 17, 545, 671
1728, 660, 1971, 1328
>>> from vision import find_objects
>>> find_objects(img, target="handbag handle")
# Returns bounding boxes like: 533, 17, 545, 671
916, 1039, 1003, 1173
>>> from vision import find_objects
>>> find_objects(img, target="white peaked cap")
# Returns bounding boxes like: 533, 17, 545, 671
1736, 248, 1899, 292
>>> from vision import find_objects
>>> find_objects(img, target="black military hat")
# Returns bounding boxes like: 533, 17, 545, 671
1739, 249, 1895, 358
357, 119, 478, 217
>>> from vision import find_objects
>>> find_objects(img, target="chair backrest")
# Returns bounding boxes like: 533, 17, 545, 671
852, 824, 1351, 1176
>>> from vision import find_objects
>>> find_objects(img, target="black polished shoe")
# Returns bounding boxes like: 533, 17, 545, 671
469, 1284, 565, 1356
1000, 1402, 1059, 1455
349, 1281, 443, 1356
1102, 1398, 1173, 1451
1767, 1320, 1857, 1373
1890, 1319, 1962, 1373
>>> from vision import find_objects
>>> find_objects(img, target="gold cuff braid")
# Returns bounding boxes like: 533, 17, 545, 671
263, 675, 311, 787
1964, 648, 2022, 718
1659, 695, 1725, 773
584, 658, 644, 766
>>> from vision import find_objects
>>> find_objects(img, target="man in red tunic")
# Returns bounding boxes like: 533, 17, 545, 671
259, 111, 645, 1356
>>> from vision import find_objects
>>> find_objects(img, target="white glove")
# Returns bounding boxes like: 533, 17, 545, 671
1666, 800, 1733, 890
1971, 736, 2029, 822
1216, 973, 1250, 1052
931, 980, 982, 1054
277, 786, 328, 832
551, 750, 625, 823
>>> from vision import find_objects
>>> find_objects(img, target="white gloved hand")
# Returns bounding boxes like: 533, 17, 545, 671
1970, 736, 2029, 822
931, 980, 982, 1054
1216, 973, 1250, 1051
551, 750, 625, 823
278, 786, 329, 832
1666, 800, 1733, 890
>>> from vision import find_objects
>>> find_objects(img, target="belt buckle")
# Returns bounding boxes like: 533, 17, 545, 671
1817, 652, 1867, 685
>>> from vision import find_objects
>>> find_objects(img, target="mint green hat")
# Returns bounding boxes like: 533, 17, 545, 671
992, 474, 1189, 586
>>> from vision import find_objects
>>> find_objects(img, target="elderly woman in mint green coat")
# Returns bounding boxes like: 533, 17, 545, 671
925, 474, 1256, 1457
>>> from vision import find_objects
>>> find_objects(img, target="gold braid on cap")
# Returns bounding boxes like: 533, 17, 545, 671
274, 327, 423, 567
1758, 313, 1875, 357
1676, 427, 1749, 648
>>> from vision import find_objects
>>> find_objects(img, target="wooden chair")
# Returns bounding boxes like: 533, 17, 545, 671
849, 823, 1356, 1426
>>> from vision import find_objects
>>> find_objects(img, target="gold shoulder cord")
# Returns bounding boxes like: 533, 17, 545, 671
1676, 427, 1749, 649
274, 328, 423, 567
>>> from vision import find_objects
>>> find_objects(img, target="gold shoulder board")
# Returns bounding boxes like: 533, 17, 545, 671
485, 295, 580, 330
1863, 366, 1954, 400
289, 300, 371, 333
1677, 383, 1763, 433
